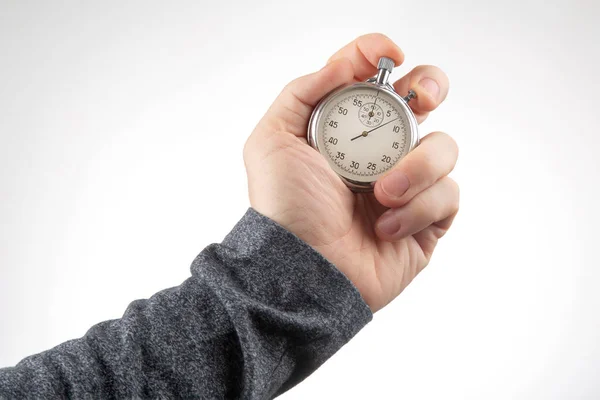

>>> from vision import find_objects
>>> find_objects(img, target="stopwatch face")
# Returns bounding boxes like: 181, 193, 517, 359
309, 83, 418, 186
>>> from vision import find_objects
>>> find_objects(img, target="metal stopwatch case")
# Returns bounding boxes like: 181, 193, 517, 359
307, 57, 419, 192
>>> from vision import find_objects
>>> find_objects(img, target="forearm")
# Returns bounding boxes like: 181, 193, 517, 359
0, 208, 372, 398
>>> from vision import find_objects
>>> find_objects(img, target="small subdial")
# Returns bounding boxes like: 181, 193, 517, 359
358, 102, 384, 128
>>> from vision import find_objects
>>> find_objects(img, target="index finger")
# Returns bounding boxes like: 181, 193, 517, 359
327, 33, 405, 81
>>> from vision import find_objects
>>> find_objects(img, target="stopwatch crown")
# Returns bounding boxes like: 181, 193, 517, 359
377, 57, 395, 73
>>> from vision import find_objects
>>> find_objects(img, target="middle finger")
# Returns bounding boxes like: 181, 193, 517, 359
374, 131, 458, 209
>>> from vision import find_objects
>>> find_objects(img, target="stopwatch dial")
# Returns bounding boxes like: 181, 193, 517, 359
317, 88, 413, 182
358, 103, 384, 128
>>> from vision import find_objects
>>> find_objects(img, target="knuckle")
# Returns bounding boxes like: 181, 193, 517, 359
444, 177, 460, 213
407, 150, 436, 185
281, 80, 296, 99
281, 77, 303, 101
426, 131, 459, 170
411, 193, 434, 223
362, 32, 391, 42
442, 132, 459, 159
433, 131, 458, 152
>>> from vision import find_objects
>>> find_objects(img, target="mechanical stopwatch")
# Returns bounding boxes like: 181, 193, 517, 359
308, 57, 419, 192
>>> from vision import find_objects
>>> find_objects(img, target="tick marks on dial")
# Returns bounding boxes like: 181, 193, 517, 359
321, 92, 407, 176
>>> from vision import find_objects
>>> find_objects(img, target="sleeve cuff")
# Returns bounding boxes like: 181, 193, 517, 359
220, 207, 373, 337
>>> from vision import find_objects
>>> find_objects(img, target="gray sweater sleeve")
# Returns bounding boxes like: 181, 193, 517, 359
0, 208, 372, 399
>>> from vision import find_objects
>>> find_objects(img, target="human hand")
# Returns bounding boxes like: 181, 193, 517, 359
243, 33, 458, 312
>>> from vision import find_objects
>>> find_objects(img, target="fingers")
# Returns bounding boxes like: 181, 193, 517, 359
327, 33, 404, 81
327, 34, 447, 121
393, 65, 449, 123
375, 177, 460, 242
267, 58, 355, 135
374, 131, 458, 208
264, 34, 448, 138
411, 215, 457, 261
284, 57, 354, 108
271, 33, 403, 133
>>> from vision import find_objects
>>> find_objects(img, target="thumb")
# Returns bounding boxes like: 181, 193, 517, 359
265, 57, 355, 137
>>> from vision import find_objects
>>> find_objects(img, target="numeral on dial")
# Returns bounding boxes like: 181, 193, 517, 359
338, 107, 348, 115
367, 162, 377, 171
329, 121, 338, 128
350, 161, 360, 169
353, 99, 363, 107
392, 141, 399, 149
381, 155, 392, 163
393, 125, 400, 133
328, 137, 338, 145
336, 152, 345, 160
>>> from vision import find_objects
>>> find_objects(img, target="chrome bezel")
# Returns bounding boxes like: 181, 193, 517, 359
307, 81, 419, 192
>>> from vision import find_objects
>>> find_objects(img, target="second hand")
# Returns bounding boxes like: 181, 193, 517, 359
350, 117, 399, 141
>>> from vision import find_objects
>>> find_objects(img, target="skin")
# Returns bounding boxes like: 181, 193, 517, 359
243, 33, 459, 313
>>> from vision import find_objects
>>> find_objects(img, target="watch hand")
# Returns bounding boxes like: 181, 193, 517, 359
366, 117, 399, 134
368, 95, 378, 120
350, 117, 399, 141
350, 132, 367, 141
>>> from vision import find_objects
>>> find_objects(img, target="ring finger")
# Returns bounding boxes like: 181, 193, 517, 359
375, 176, 460, 241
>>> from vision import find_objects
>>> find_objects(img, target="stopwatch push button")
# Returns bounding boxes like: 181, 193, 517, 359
375, 57, 394, 85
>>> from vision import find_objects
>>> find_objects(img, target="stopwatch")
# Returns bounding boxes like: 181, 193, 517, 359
308, 57, 419, 192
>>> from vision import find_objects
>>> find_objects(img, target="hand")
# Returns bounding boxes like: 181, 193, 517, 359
243, 34, 458, 312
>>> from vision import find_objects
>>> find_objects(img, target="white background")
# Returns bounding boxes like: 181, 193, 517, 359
1, 1, 599, 398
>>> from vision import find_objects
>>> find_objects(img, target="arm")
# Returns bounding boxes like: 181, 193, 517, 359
1, 32, 458, 399
0, 209, 372, 398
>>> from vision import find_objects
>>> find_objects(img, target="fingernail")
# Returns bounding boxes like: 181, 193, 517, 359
418, 78, 440, 100
381, 170, 410, 198
377, 212, 401, 236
